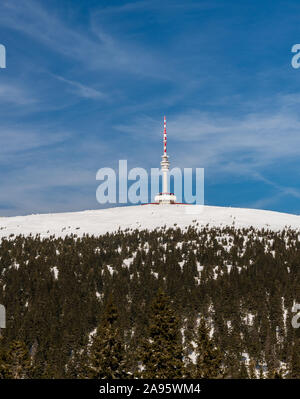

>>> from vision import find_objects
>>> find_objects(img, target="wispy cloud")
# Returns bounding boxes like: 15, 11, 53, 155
0, 0, 299, 215
0, 165, 98, 215
0, 126, 70, 163
249, 171, 300, 207
53, 75, 105, 100
0, 0, 168, 79
0, 82, 36, 105
115, 100, 300, 174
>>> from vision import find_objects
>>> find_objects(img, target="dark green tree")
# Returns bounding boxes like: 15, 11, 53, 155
194, 318, 223, 378
273, 368, 283, 379
239, 362, 249, 379
248, 359, 257, 379
7, 340, 32, 379
258, 364, 264, 379
87, 297, 128, 379
290, 337, 300, 379
66, 347, 89, 379
0, 338, 11, 379
141, 289, 184, 378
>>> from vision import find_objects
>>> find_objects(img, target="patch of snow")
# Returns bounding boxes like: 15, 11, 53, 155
0, 204, 299, 240
50, 266, 59, 280
95, 291, 102, 299
123, 257, 134, 268
106, 265, 114, 275
178, 261, 185, 270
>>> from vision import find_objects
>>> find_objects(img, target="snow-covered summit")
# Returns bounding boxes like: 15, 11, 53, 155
0, 204, 299, 240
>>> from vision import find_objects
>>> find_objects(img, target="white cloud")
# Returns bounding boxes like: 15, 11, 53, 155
53, 75, 105, 100
0, 82, 36, 105
115, 105, 300, 173
0, 164, 97, 215
0, 0, 168, 79
0, 126, 70, 163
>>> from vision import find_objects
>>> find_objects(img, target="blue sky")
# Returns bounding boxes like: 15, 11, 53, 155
1, 0, 300, 216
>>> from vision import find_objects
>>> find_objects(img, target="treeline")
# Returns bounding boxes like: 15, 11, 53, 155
0, 224, 299, 378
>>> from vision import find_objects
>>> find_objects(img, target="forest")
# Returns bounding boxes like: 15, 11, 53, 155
0, 223, 299, 378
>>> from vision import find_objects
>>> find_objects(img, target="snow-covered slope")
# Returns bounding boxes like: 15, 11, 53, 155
0, 204, 299, 240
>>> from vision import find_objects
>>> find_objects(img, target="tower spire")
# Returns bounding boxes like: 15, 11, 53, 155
163, 115, 167, 155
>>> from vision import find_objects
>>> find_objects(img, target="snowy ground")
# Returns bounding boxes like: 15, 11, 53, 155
0, 204, 299, 239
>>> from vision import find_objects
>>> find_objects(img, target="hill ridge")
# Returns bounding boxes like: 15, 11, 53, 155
0, 204, 299, 239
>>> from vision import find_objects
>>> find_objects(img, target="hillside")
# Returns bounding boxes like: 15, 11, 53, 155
0, 205, 299, 379
1, 204, 300, 239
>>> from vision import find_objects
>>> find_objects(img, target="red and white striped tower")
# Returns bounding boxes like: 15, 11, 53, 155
163, 115, 167, 155
155, 116, 176, 204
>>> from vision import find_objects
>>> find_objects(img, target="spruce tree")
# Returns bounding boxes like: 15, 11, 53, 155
290, 337, 300, 379
223, 352, 240, 378
7, 340, 32, 379
273, 368, 283, 379
141, 289, 184, 378
87, 297, 128, 379
248, 359, 257, 379
194, 318, 223, 378
0, 338, 11, 379
258, 364, 264, 379
239, 362, 249, 379
66, 348, 89, 379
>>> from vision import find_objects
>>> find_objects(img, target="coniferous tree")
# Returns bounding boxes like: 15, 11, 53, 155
273, 368, 283, 379
239, 362, 249, 379
141, 289, 184, 378
248, 359, 257, 379
7, 340, 32, 379
258, 364, 264, 379
290, 337, 300, 379
194, 318, 223, 378
0, 226, 299, 378
223, 352, 240, 378
87, 297, 128, 379
66, 347, 89, 379
0, 338, 11, 379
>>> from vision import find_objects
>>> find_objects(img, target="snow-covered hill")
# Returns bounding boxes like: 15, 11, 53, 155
0, 204, 299, 239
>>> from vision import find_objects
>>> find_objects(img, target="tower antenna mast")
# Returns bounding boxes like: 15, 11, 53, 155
164, 115, 167, 155
154, 116, 176, 204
